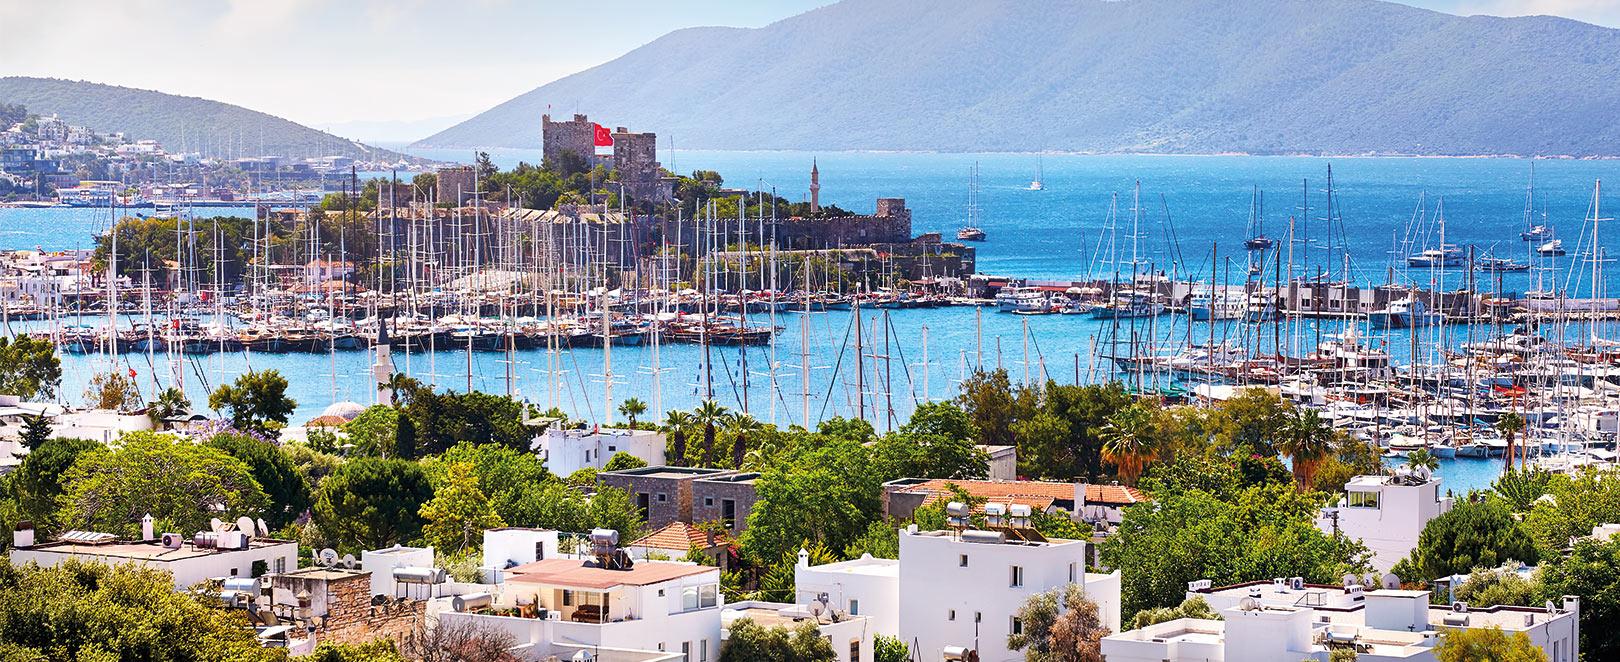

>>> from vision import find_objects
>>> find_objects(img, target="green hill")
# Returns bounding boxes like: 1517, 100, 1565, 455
0, 77, 418, 163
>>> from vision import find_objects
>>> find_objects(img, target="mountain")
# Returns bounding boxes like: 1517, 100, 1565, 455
0, 77, 420, 163
415, 0, 1620, 156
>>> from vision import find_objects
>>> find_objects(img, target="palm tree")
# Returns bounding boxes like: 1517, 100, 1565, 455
1100, 403, 1158, 485
619, 398, 648, 428
662, 410, 693, 467
693, 400, 729, 467
1406, 448, 1440, 472
1280, 407, 1334, 489
724, 412, 762, 469
1495, 412, 1526, 472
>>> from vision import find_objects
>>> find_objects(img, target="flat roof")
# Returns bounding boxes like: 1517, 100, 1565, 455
802, 555, 899, 578
19, 537, 294, 562
602, 466, 735, 480
505, 558, 715, 590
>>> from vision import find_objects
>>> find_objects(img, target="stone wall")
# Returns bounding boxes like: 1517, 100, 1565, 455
313, 572, 425, 648
543, 114, 596, 167
598, 474, 695, 530
691, 476, 760, 535
434, 165, 476, 205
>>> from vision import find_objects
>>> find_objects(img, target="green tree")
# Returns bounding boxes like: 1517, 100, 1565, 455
1407, 448, 1440, 472
618, 397, 647, 427
400, 388, 530, 457
1040, 381, 1133, 480
8, 437, 100, 535
1102, 481, 1366, 618
1279, 407, 1333, 488
83, 370, 141, 411
1007, 583, 1109, 662
1520, 467, 1620, 553
17, 414, 50, 451
1433, 626, 1547, 662
1539, 536, 1620, 658
663, 410, 693, 467
58, 431, 269, 538
870, 429, 988, 482
342, 404, 401, 457
0, 334, 62, 401
1496, 411, 1527, 471
901, 401, 981, 442
208, 432, 311, 529
1492, 468, 1553, 513
0, 560, 280, 660
419, 461, 505, 553
720, 618, 836, 662
725, 412, 763, 469
874, 634, 911, 662
208, 369, 297, 435
1452, 568, 1542, 608
420, 442, 551, 524
694, 400, 729, 467
1205, 388, 1290, 457
1391, 498, 1538, 583
314, 457, 434, 552
956, 369, 1019, 446
308, 638, 408, 661
146, 386, 190, 428
741, 436, 879, 567
1100, 402, 1158, 485
604, 451, 648, 472
1127, 596, 1220, 630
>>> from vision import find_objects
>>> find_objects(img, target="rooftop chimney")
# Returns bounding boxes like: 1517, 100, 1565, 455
12, 521, 33, 548
141, 514, 155, 541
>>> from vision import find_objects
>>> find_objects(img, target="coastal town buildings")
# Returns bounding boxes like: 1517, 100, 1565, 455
10, 519, 297, 589
1318, 468, 1454, 571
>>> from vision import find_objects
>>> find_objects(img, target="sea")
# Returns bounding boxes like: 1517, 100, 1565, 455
8, 150, 1620, 493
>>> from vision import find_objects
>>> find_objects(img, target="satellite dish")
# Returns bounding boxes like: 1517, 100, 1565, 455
236, 516, 256, 537
341, 553, 357, 569
1239, 597, 1259, 611
318, 548, 338, 567
572, 651, 595, 662
210, 518, 225, 533
809, 601, 826, 618
1342, 573, 1359, 586
1381, 572, 1401, 590
256, 518, 269, 536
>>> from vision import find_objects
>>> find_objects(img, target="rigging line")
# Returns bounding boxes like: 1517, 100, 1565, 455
566, 341, 596, 422
885, 313, 920, 408
815, 310, 858, 423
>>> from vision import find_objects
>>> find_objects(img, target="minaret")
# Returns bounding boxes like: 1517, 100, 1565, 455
372, 319, 396, 406
809, 159, 821, 214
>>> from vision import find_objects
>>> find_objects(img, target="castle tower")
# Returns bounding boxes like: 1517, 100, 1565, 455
809, 159, 821, 214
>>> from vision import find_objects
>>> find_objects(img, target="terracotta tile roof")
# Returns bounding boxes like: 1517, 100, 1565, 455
504, 558, 715, 590
304, 415, 349, 428
629, 522, 729, 552
899, 479, 1146, 508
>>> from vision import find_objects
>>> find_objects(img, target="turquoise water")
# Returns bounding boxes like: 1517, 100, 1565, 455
9, 151, 1620, 493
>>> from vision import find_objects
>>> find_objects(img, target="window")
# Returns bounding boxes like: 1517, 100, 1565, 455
659, 589, 666, 597
535, 541, 546, 561
274, 557, 286, 574
701, 638, 709, 662
959, 554, 968, 567
1010, 565, 1024, 588
721, 499, 736, 528
682, 642, 691, 662
700, 584, 719, 608
1011, 616, 1024, 636
609, 445, 617, 452
1346, 491, 1380, 509
705, 497, 714, 507
1068, 562, 1076, 583
563, 590, 574, 606
658, 493, 668, 502
948, 609, 956, 621
230, 567, 238, 576
850, 639, 861, 662
849, 599, 860, 615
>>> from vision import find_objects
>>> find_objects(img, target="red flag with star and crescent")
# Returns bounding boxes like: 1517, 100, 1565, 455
593, 123, 614, 147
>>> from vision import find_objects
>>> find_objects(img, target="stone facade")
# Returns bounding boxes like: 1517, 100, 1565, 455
271, 568, 424, 649
691, 473, 761, 535
542, 113, 597, 167
611, 127, 672, 204
597, 466, 739, 530
434, 165, 476, 205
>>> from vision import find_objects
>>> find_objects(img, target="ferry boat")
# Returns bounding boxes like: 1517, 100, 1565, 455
995, 286, 1047, 312
1406, 246, 1463, 268
1368, 297, 1442, 329
1187, 289, 1247, 321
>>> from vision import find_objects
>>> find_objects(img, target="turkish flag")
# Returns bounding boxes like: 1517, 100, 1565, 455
593, 123, 614, 147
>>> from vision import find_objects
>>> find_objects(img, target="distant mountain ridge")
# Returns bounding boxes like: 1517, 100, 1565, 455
415, 0, 1620, 156
0, 77, 419, 163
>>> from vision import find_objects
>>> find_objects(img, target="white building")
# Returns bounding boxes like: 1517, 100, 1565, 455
361, 543, 437, 599
534, 425, 666, 476
1102, 578, 1581, 662
481, 527, 561, 582
436, 556, 724, 660
722, 600, 874, 662
795, 552, 900, 637
899, 525, 1120, 662
1318, 470, 1453, 571
10, 521, 297, 589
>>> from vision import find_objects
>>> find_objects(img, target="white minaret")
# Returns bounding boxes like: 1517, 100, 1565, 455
809, 159, 821, 214
372, 320, 396, 406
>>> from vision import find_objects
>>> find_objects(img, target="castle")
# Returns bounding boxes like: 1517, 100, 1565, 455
541, 113, 674, 204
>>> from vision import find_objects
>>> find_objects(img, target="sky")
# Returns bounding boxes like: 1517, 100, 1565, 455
2, 0, 1617, 142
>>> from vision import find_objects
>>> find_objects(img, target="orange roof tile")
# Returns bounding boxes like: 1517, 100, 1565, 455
630, 522, 729, 552
899, 479, 1146, 507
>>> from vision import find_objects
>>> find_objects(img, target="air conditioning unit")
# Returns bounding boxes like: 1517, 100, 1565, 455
160, 532, 184, 550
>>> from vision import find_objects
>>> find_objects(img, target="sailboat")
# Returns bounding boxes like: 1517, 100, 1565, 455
1243, 187, 1274, 250
956, 162, 987, 241
1026, 156, 1044, 191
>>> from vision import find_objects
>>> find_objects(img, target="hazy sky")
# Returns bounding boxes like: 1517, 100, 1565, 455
2, 0, 1615, 140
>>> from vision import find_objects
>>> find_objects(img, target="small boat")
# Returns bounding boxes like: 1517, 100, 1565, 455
1027, 156, 1044, 191
1476, 256, 1530, 272
1406, 246, 1464, 268
1368, 297, 1442, 329
957, 227, 986, 242
1521, 224, 1553, 241
1538, 239, 1566, 257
